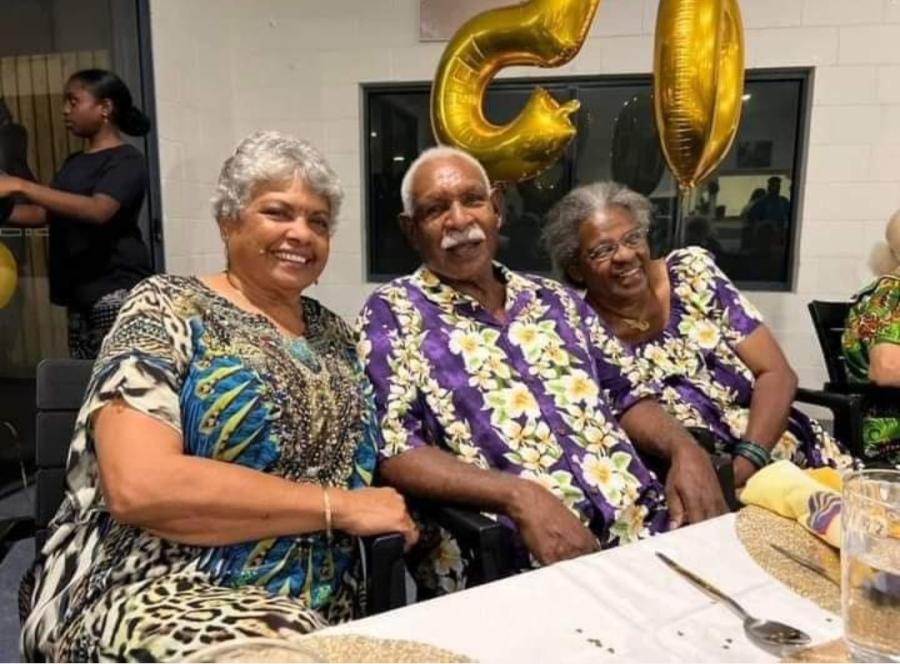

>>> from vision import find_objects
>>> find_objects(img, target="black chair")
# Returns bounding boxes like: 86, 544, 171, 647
414, 502, 514, 587
802, 300, 900, 460
0, 359, 407, 617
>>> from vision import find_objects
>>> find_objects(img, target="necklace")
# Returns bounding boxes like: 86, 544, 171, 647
620, 317, 651, 332
589, 294, 654, 333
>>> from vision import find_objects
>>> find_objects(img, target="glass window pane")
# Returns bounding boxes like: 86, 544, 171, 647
572, 85, 677, 259
489, 84, 571, 273
365, 83, 573, 277
680, 78, 803, 286
366, 89, 434, 278
364, 72, 809, 289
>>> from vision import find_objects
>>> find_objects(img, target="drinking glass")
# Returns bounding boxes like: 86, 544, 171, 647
842, 469, 900, 662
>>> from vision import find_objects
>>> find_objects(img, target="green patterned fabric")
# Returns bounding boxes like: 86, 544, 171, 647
842, 275, 900, 462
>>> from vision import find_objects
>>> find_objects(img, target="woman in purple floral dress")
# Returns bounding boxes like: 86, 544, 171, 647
544, 182, 854, 487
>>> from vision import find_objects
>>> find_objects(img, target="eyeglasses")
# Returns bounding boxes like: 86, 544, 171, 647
585, 228, 647, 263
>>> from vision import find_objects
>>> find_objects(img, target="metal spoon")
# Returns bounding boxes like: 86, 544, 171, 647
656, 552, 812, 655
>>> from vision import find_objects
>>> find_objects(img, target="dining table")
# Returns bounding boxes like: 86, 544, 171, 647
320, 513, 843, 662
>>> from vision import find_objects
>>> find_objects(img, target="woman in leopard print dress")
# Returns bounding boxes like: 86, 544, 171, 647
20, 131, 417, 662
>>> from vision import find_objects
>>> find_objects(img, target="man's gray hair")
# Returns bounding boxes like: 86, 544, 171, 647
543, 181, 652, 286
211, 130, 343, 230
400, 145, 491, 215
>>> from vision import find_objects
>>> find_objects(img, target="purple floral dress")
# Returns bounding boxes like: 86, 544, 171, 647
626, 247, 852, 468
358, 264, 668, 594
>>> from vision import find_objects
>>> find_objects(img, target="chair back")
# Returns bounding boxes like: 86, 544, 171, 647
807, 301, 852, 388
35, 359, 93, 551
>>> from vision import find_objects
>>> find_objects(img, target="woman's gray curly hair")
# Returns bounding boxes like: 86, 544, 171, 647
542, 181, 652, 287
211, 130, 343, 231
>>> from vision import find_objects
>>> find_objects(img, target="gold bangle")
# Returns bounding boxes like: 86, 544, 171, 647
322, 486, 333, 543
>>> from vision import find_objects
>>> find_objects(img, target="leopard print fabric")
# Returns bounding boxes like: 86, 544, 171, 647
21, 275, 379, 661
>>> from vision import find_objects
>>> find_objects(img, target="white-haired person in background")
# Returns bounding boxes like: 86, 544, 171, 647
20, 130, 417, 662
842, 209, 900, 464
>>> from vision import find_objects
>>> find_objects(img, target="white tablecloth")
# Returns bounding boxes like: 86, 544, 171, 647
322, 514, 842, 662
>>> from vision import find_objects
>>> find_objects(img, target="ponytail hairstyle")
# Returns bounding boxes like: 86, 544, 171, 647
68, 69, 151, 137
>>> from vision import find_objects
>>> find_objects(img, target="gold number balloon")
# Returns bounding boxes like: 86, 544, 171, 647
431, 0, 601, 183
0, 242, 17, 308
653, 0, 745, 191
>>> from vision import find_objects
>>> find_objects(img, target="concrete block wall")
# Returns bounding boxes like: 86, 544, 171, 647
150, 0, 900, 389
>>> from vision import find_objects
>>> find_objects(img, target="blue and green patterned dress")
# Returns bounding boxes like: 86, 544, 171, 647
21, 274, 379, 662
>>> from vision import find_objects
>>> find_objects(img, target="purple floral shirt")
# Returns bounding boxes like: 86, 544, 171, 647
357, 264, 668, 548
630, 247, 851, 469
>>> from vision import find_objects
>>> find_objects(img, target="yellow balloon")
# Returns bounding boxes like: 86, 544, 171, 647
431, 0, 601, 183
0, 242, 17, 308
653, 0, 745, 191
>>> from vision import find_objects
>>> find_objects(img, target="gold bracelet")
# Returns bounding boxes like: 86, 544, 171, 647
322, 486, 333, 543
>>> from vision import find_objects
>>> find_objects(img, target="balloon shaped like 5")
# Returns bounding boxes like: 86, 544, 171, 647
0, 242, 17, 308
431, 0, 601, 183
653, 0, 745, 191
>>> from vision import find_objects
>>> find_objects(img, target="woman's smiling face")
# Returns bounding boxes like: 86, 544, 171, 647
222, 176, 332, 296
569, 205, 651, 302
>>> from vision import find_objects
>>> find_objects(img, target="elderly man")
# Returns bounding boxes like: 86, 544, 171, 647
358, 146, 725, 588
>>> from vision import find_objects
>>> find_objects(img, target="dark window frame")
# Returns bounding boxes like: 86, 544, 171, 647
361, 68, 812, 291
115, 0, 164, 272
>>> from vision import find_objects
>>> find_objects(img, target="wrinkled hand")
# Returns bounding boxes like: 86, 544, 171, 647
332, 486, 419, 550
665, 443, 727, 529
0, 176, 21, 198
508, 480, 598, 565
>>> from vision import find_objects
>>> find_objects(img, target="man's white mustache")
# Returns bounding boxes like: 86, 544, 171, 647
441, 225, 486, 250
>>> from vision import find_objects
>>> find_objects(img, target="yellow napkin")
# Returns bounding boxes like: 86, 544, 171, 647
740, 460, 842, 548
806, 466, 843, 492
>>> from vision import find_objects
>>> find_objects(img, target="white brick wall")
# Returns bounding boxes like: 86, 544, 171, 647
150, 0, 900, 389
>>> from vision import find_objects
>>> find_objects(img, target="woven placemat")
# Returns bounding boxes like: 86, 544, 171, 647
735, 505, 841, 614
301, 634, 473, 663
185, 634, 473, 663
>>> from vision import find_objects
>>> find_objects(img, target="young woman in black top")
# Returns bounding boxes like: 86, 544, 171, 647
0, 69, 153, 359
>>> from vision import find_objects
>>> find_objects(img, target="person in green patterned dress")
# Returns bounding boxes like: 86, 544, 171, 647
20, 131, 417, 662
842, 210, 900, 464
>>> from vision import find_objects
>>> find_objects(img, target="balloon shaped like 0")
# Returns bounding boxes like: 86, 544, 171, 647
431, 0, 602, 183
653, 0, 745, 191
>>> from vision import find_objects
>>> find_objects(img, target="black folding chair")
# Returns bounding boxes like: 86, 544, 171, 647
801, 300, 900, 461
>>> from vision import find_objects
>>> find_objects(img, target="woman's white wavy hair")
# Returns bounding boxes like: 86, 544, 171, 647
211, 130, 343, 232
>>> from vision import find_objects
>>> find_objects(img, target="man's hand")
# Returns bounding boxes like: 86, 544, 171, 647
506, 479, 598, 565
665, 443, 727, 529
